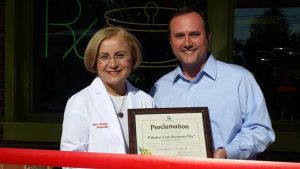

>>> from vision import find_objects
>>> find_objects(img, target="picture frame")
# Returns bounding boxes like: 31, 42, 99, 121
128, 107, 213, 158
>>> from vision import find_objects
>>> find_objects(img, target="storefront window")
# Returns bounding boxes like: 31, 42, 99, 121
234, 1, 300, 120
32, 0, 207, 116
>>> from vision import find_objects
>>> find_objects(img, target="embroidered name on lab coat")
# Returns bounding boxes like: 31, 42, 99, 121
93, 122, 108, 128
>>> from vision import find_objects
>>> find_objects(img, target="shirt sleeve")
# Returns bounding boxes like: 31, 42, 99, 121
224, 72, 275, 159
60, 95, 89, 152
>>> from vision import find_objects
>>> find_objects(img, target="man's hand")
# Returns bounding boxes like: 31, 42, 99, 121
214, 147, 227, 159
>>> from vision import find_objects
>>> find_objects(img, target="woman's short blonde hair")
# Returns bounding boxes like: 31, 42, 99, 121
84, 26, 142, 73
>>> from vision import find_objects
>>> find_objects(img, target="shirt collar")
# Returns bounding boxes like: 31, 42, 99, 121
172, 54, 217, 84
203, 54, 217, 81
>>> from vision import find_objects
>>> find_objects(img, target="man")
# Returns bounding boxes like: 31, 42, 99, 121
150, 7, 275, 159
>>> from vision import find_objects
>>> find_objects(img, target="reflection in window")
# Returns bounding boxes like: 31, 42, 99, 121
234, 3, 300, 120
32, 0, 207, 117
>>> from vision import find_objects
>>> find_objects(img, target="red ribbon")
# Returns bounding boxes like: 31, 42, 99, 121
0, 148, 299, 169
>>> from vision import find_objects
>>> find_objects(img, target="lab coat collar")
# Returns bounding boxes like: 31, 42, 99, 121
90, 77, 145, 110
91, 77, 138, 95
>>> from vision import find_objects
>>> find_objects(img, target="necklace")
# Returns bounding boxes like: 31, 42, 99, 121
109, 94, 127, 118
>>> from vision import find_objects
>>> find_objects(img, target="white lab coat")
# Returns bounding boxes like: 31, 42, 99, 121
60, 77, 154, 154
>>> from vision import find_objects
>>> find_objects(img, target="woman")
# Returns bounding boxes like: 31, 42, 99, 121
60, 26, 153, 154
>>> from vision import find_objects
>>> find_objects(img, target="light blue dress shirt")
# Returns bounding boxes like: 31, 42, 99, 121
150, 54, 275, 159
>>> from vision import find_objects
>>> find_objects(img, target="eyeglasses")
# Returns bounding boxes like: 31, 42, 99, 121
96, 53, 130, 64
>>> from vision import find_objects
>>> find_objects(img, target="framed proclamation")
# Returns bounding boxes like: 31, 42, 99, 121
128, 107, 213, 158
